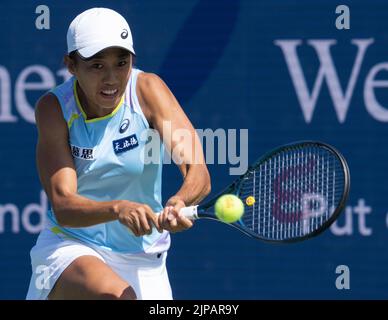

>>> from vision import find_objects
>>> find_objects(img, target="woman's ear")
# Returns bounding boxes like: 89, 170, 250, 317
64, 55, 76, 75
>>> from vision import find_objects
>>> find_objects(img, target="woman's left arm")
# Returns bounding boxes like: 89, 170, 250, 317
137, 72, 211, 232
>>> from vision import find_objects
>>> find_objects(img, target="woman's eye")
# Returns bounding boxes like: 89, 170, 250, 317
118, 60, 127, 67
91, 64, 103, 69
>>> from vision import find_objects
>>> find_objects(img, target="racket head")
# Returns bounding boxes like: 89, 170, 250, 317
198, 141, 350, 243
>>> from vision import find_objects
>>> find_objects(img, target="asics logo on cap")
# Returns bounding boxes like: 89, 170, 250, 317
121, 29, 128, 39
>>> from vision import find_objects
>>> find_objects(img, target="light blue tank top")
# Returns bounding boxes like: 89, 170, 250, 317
47, 68, 170, 254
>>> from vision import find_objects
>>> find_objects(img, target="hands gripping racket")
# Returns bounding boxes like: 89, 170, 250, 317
179, 141, 350, 243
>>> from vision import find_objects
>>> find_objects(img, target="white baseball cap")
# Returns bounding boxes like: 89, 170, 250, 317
67, 8, 135, 58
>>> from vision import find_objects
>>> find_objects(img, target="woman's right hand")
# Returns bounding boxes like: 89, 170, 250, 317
114, 200, 162, 236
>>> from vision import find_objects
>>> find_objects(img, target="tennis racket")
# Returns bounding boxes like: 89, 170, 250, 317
179, 141, 350, 243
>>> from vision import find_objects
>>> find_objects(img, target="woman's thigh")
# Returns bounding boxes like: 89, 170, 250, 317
48, 255, 136, 300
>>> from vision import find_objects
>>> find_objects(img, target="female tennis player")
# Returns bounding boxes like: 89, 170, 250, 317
26, 7, 211, 300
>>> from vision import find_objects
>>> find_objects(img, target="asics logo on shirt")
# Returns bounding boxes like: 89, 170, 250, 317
119, 119, 130, 133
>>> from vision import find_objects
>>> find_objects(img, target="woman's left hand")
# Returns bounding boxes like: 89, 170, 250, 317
158, 196, 193, 233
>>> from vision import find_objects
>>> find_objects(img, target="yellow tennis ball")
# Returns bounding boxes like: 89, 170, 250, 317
245, 196, 255, 206
215, 194, 244, 223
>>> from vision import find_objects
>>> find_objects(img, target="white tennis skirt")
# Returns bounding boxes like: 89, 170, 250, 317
26, 225, 173, 300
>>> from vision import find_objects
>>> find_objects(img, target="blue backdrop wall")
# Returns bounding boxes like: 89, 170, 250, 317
0, 0, 387, 299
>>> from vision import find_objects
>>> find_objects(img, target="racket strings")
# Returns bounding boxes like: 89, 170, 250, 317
237, 146, 345, 241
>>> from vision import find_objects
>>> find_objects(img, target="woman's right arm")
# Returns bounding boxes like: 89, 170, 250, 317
35, 94, 159, 236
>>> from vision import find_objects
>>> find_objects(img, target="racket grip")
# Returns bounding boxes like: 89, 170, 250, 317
162, 205, 199, 220
179, 205, 199, 220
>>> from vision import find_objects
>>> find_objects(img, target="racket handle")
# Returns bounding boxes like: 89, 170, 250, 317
162, 205, 199, 220
179, 206, 199, 220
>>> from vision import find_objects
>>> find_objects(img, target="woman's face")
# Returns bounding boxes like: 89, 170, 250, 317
67, 47, 132, 113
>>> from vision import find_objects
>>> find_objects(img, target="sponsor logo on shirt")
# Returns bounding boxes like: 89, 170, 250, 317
71, 145, 95, 160
113, 134, 139, 154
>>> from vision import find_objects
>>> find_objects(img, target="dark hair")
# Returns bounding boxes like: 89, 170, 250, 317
65, 50, 78, 66
68, 50, 78, 59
